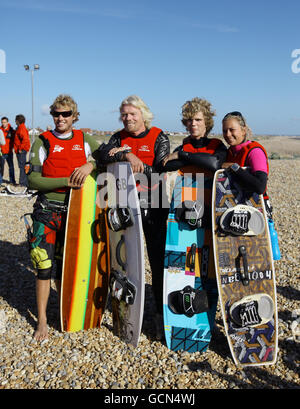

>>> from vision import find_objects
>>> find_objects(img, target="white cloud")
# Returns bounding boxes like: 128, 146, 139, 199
191, 23, 239, 33
1, 0, 133, 19
41, 104, 50, 116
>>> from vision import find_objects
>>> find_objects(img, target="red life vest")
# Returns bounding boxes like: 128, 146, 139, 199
120, 127, 162, 166
0, 123, 14, 154
182, 136, 222, 154
226, 141, 269, 174
227, 141, 269, 198
120, 127, 163, 193
179, 137, 223, 176
41, 130, 87, 192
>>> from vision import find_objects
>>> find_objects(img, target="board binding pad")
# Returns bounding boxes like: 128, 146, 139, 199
212, 169, 278, 367
60, 171, 110, 332
163, 171, 218, 353
106, 162, 145, 348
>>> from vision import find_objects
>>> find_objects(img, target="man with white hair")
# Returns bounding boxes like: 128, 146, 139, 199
93, 95, 170, 340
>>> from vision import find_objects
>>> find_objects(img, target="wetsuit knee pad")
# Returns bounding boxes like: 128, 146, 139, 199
30, 247, 52, 270
37, 267, 52, 281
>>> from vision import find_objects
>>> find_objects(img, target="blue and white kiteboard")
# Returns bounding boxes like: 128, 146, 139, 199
163, 170, 218, 352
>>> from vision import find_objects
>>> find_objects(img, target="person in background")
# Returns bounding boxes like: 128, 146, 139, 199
0, 128, 6, 186
27, 94, 100, 341
0, 117, 16, 186
14, 114, 30, 188
92, 95, 170, 340
0, 128, 5, 145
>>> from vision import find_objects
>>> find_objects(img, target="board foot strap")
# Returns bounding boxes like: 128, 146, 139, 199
175, 200, 204, 229
220, 204, 265, 236
109, 269, 136, 305
107, 206, 134, 232
229, 293, 274, 328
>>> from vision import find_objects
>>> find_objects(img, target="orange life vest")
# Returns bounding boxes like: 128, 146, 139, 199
120, 127, 162, 166
41, 130, 87, 192
0, 123, 14, 154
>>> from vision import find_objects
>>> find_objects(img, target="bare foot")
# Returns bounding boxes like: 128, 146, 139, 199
34, 320, 48, 341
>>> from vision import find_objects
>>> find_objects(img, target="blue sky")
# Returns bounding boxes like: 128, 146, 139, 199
0, 0, 300, 135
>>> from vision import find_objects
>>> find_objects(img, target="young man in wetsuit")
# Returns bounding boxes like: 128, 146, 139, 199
28, 94, 100, 341
162, 97, 227, 322
93, 95, 170, 339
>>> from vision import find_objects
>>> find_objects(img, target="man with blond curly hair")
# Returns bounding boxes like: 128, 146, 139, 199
27, 94, 100, 341
163, 97, 227, 170
181, 97, 215, 136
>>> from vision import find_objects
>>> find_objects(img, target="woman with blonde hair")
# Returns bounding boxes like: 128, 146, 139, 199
221, 111, 269, 197
221, 111, 280, 258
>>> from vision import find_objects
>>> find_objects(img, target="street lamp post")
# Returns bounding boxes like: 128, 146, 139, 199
24, 64, 40, 143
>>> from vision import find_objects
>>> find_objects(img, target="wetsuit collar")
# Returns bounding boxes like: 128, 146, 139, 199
189, 136, 210, 148
125, 128, 150, 139
230, 139, 250, 155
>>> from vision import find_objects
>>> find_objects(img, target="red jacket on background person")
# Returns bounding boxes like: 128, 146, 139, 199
14, 123, 30, 153
0, 123, 15, 154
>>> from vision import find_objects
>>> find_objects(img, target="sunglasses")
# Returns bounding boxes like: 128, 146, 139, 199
51, 110, 73, 118
223, 111, 246, 125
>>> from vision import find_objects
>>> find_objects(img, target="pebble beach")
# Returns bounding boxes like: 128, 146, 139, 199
0, 159, 299, 390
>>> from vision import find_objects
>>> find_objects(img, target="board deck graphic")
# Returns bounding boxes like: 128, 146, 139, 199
163, 171, 218, 352
106, 162, 145, 347
60, 172, 110, 332
212, 169, 278, 367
